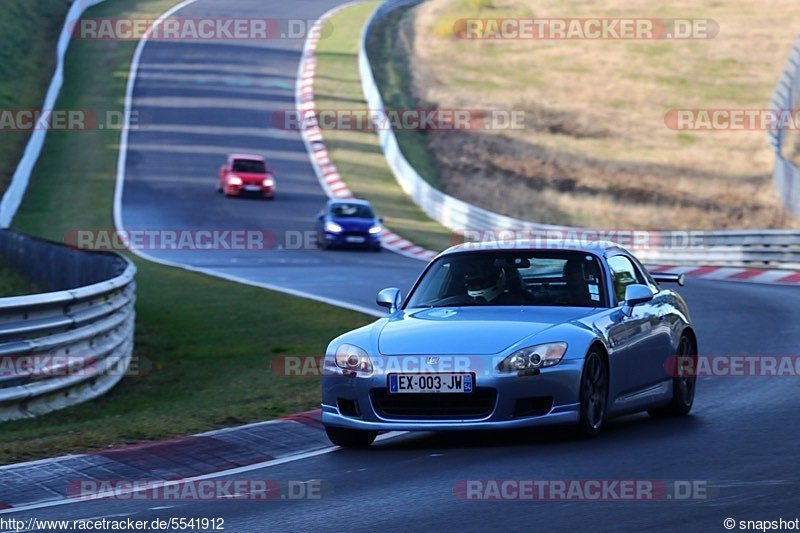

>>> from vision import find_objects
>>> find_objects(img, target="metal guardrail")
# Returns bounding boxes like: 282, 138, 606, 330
359, 1, 800, 268
0, 230, 136, 421
769, 35, 800, 217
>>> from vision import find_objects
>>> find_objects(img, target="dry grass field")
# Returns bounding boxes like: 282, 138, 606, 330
395, 0, 800, 229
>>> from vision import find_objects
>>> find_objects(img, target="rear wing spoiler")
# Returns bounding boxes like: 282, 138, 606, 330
651, 272, 685, 286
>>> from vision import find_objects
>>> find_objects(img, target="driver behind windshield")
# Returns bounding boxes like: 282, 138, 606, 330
464, 261, 536, 305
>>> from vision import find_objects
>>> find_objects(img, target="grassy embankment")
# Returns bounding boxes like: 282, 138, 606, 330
0, 0, 373, 464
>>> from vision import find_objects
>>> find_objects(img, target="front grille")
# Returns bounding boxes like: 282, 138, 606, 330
370, 388, 497, 419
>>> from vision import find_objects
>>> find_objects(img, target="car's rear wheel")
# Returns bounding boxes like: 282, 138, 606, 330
578, 350, 608, 437
325, 426, 377, 448
648, 334, 696, 418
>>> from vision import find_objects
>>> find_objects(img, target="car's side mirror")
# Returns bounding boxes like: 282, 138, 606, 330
622, 284, 655, 316
378, 217, 384, 223
377, 287, 402, 312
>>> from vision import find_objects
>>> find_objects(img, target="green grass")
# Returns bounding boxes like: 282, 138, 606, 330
314, 2, 453, 252
0, 260, 369, 464
0, 0, 69, 194
366, 7, 442, 189
0, 0, 372, 465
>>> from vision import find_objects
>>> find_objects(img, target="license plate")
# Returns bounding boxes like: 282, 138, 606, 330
345, 236, 365, 243
388, 373, 473, 394
244, 185, 261, 192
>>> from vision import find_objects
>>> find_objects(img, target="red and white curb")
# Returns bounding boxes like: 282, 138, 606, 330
295, 5, 437, 263
649, 265, 800, 285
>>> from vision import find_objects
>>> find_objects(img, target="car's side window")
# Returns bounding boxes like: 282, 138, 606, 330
607, 255, 642, 304
629, 255, 659, 292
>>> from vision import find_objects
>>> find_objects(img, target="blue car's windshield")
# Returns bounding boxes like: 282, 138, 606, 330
330, 203, 374, 219
406, 251, 607, 308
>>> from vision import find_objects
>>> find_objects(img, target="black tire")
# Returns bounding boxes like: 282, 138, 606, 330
578, 350, 609, 437
325, 426, 377, 448
648, 334, 696, 418
371, 245, 382, 252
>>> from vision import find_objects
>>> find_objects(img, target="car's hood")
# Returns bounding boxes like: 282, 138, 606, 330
331, 217, 376, 231
377, 307, 596, 355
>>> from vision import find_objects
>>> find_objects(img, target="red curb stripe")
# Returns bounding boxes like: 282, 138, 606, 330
777, 272, 800, 283
647, 265, 677, 273
279, 408, 323, 428
295, 10, 442, 264
729, 269, 768, 280
91, 435, 198, 454
685, 266, 720, 277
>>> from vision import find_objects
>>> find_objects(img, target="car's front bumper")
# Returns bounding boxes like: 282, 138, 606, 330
323, 231, 381, 248
225, 184, 274, 197
322, 355, 584, 431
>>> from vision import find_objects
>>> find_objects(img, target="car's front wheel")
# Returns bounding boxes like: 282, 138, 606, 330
325, 426, 377, 448
578, 350, 608, 437
648, 334, 696, 418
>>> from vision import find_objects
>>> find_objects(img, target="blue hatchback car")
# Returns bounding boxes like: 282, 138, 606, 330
316, 199, 383, 251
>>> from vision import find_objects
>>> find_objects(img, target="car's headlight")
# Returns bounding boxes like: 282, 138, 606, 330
334, 344, 373, 373
498, 342, 567, 372
325, 221, 343, 233
228, 175, 243, 186
262, 178, 274, 187
368, 224, 382, 235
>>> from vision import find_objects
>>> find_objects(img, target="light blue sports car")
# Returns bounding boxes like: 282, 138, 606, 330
322, 241, 697, 447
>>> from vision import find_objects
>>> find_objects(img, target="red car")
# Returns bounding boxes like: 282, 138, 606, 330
218, 154, 275, 199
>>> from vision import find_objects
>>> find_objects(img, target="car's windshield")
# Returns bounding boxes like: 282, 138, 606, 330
406, 251, 606, 308
330, 203, 374, 219
232, 159, 267, 173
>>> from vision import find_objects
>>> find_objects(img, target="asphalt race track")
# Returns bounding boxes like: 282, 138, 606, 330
14, 0, 798, 531
118, 0, 424, 313
6, 280, 800, 531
